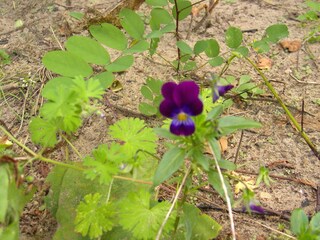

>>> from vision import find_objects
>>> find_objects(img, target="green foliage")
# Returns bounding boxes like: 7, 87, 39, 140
298, 1, 320, 21
233, 75, 264, 98
119, 8, 145, 40
208, 169, 234, 204
290, 208, 320, 239
225, 26, 243, 49
0, 50, 11, 65
84, 143, 129, 185
180, 203, 222, 239
109, 118, 158, 158
139, 77, 163, 116
75, 193, 115, 239
256, 166, 273, 186
118, 189, 174, 240
153, 146, 185, 186
218, 116, 262, 135
69, 11, 84, 20
172, 1, 192, 21
105, 55, 134, 72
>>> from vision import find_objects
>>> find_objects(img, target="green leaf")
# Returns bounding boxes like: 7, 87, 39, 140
149, 38, 159, 55
218, 159, 236, 171
225, 26, 243, 49
172, 1, 192, 21
109, 118, 158, 158
208, 170, 233, 203
151, 8, 173, 27
154, 147, 185, 186
183, 61, 197, 71
118, 189, 174, 239
94, 71, 114, 89
29, 117, 58, 147
205, 39, 220, 57
191, 147, 209, 171
83, 143, 127, 185
72, 76, 105, 102
141, 85, 153, 101
307, 1, 320, 11
105, 55, 134, 72
0, 165, 9, 223
290, 208, 309, 235
252, 40, 270, 53
310, 212, 320, 233
153, 128, 179, 140
218, 116, 262, 135
139, 103, 158, 116
233, 46, 249, 57
69, 11, 84, 20
65, 36, 110, 65
177, 40, 193, 54
146, 0, 167, 6
42, 51, 93, 77
182, 203, 221, 239
265, 24, 289, 43
75, 193, 115, 239
124, 40, 149, 54
194, 40, 208, 55
89, 23, 127, 50
208, 56, 224, 66
119, 8, 145, 40
206, 105, 223, 120
146, 77, 163, 94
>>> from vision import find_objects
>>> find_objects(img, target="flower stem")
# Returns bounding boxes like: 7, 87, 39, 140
209, 143, 236, 240
173, 0, 181, 74
245, 56, 320, 160
155, 165, 192, 240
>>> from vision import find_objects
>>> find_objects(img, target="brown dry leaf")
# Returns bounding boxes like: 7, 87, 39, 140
219, 137, 228, 152
257, 56, 272, 70
280, 39, 302, 52
191, 3, 207, 17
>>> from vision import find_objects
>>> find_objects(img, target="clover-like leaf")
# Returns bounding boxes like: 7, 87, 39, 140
118, 189, 174, 239
83, 143, 128, 185
75, 193, 115, 239
109, 118, 158, 157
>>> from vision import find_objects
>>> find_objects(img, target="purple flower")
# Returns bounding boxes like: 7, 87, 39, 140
247, 201, 264, 214
213, 83, 234, 102
159, 81, 203, 136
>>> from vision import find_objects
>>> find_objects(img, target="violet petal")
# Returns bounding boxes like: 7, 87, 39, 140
159, 99, 180, 118
170, 117, 195, 136
173, 81, 200, 107
182, 98, 203, 116
249, 203, 264, 214
213, 84, 234, 102
161, 82, 177, 100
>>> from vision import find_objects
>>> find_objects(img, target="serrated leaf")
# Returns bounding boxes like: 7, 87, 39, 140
119, 8, 145, 40
194, 40, 208, 55
29, 117, 58, 147
265, 24, 289, 43
83, 143, 127, 185
75, 193, 115, 239
89, 23, 127, 50
109, 118, 158, 158
72, 77, 105, 102
154, 146, 185, 186
172, 1, 192, 21
225, 26, 243, 49
94, 71, 114, 89
65, 36, 110, 65
218, 116, 262, 135
290, 208, 309, 235
42, 51, 92, 77
177, 40, 193, 54
205, 39, 220, 57
118, 189, 174, 239
146, 0, 167, 6
105, 55, 134, 72
208, 170, 233, 204
182, 203, 221, 240
208, 56, 224, 66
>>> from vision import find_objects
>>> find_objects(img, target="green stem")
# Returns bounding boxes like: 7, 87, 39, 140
245, 56, 320, 160
62, 135, 83, 159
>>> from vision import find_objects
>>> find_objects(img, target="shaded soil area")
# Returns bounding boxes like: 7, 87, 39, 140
1, 0, 320, 239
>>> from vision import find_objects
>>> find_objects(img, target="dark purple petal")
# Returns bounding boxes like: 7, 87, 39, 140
159, 99, 180, 118
213, 84, 234, 102
161, 82, 178, 100
182, 98, 203, 116
173, 81, 200, 107
170, 117, 195, 136
249, 203, 264, 214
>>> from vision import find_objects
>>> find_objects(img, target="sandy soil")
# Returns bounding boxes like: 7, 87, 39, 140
1, 0, 320, 239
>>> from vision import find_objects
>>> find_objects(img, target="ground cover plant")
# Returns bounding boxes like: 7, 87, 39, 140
1, 0, 320, 239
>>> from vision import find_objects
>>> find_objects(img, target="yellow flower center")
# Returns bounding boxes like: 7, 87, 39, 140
177, 112, 188, 121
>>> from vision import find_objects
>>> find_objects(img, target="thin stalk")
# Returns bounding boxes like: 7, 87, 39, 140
173, 0, 181, 73
62, 135, 83, 159
209, 143, 236, 240
245, 56, 320, 160
106, 178, 114, 203
155, 165, 192, 240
